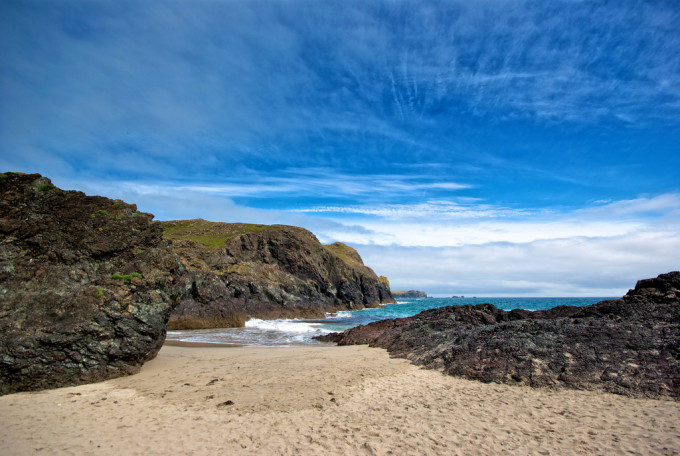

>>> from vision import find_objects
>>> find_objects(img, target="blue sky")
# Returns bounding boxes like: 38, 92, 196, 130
2, 0, 679, 296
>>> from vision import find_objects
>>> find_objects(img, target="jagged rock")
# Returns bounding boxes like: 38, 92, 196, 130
0, 173, 185, 395
318, 272, 680, 399
163, 220, 394, 329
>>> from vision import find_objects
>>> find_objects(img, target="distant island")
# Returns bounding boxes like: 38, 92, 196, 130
391, 290, 427, 298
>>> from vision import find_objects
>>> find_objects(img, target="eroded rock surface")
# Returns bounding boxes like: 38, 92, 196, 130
319, 272, 680, 398
0, 173, 185, 394
164, 220, 394, 329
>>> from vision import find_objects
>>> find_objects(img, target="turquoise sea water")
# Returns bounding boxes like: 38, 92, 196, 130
166, 297, 615, 346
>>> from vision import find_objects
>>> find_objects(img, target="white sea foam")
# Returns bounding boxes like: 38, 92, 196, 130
323, 311, 353, 320
245, 318, 328, 334
167, 317, 332, 346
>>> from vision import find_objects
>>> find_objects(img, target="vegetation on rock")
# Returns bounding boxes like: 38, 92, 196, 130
111, 272, 143, 284
163, 219, 271, 249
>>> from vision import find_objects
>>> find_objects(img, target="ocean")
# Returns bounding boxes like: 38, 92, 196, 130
166, 297, 615, 347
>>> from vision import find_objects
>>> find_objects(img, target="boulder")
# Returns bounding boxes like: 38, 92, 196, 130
0, 173, 185, 395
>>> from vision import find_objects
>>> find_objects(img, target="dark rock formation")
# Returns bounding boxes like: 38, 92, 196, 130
163, 219, 394, 329
318, 272, 680, 399
0, 173, 185, 395
391, 290, 427, 299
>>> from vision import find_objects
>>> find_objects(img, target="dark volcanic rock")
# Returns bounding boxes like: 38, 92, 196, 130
319, 272, 680, 399
0, 173, 185, 395
163, 220, 395, 329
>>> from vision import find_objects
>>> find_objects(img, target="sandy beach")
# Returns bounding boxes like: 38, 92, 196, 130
1, 343, 679, 456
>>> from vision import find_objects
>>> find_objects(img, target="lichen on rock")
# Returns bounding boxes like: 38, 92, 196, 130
0, 173, 185, 395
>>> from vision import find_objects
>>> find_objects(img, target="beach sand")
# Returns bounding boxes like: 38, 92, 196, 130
1, 343, 679, 455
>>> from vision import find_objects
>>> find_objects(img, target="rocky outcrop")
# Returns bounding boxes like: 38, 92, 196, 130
0, 173, 185, 395
319, 272, 680, 399
392, 290, 427, 299
163, 219, 395, 329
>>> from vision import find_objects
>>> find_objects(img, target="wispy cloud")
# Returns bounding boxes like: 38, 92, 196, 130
3, 0, 679, 178
580, 194, 680, 218
79, 170, 470, 204
295, 200, 525, 220
309, 193, 680, 249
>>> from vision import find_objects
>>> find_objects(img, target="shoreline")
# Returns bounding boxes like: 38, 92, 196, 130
2, 344, 679, 455
164, 296, 615, 347
162, 339, 245, 348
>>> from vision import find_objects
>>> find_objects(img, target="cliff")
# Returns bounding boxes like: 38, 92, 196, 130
0, 173, 185, 395
164, 219, 395, 329
319, 272, 680, 399
392, 290, 427, 298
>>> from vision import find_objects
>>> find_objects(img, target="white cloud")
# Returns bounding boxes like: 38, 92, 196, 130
306, 193, 680, 247
320, 220, 649, 248
65, 170, 471, 202
297, 200, 525, 220
356, 232, 680, 297
581, 194, 680, 218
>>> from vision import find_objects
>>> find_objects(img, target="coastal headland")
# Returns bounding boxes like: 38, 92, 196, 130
164, 219, 394, 329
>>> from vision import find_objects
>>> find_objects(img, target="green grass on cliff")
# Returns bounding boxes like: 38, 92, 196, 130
324, 242, 364, 268
162, 219, 272, 249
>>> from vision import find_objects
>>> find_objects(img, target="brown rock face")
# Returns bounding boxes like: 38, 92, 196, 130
163, 220, 395, 329
318, 272, 680, 399
0, 173, 185, 395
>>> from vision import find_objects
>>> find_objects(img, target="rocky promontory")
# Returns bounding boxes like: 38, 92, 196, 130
391, 290, 427, 299
319, 272, 680, 399
164, 219, 395, 329
0, 173, 185, 394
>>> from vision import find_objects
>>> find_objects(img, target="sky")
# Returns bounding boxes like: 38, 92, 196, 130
1, 0, 679, 296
